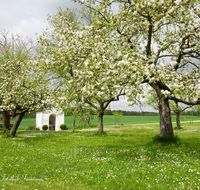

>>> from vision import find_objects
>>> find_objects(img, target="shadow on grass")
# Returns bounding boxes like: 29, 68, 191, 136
93, 131, 107, 136
174, 126, 184, 130
151, 134, 181, 146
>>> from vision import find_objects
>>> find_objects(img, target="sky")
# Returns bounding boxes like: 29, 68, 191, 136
0, 0, 81, 37
0, 0, 156, 112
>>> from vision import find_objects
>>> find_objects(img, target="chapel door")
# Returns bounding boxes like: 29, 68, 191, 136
49, 114, 56, 130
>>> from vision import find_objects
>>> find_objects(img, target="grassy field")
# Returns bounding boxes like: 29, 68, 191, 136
0, 122, 200, 189
1, 115, 199, 129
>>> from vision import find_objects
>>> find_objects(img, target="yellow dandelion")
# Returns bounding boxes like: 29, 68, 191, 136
97, 162, 100, 164
4, 156, 6, 158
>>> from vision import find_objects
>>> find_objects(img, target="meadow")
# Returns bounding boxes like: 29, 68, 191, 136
0, 119, 200, 189
1, 115, 200, 129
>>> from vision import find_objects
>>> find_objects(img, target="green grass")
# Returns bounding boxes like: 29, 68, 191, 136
1, 115, 199, 129
0, 124, 200, 189
65, 115, 200, 126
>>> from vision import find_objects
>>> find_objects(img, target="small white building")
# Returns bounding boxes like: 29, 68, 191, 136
36, 109, 64, 131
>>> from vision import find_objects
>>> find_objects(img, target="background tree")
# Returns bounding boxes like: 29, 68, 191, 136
113, 111, 123, 127
64, 101, 95, 132
170, 101, 193, 129
72, 0, 200, 137
195, 105, 200, 116
0, 30, 52, 136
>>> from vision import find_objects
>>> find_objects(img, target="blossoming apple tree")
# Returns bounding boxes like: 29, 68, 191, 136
0, 31, 53, 136
38, 7, 143, 132
71, 0, 200, 137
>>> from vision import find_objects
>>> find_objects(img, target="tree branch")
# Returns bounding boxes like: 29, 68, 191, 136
169, 96, 200, 106
103, 90, 126, 111
85, 100, 98, 110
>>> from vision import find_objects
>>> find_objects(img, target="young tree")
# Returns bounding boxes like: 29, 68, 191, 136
0, 30, 52, 136
38, 7, 142, 132
64, 101, 94, 132
170, 101, 193, 128
113, 111, 123, 127
72, 0, 200, 137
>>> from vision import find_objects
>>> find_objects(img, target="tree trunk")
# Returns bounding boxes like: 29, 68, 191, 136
10, 112, 25, 137
73, 115, 76, 133
176, 112, 181, 128
82, 115, 90, 125
2, 111, 10, 130
98, 112, 104, 133
158, 98, 174, 137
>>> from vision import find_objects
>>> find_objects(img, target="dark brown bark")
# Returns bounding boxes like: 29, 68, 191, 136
98, 112, 104, 133
176, 112, 181, 128
73, 115, 76, 133
9, 112, 25, 137
150, 83, 174, 138
146, 19, 153, 57
2, 111, 10, 130
158, 97, 174, 137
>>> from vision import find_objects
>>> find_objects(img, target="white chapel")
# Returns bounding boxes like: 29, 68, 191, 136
36, 109, 64, 131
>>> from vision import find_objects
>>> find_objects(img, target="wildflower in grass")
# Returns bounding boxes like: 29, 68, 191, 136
97, 162, 100, 164
4, 156, 6, 158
